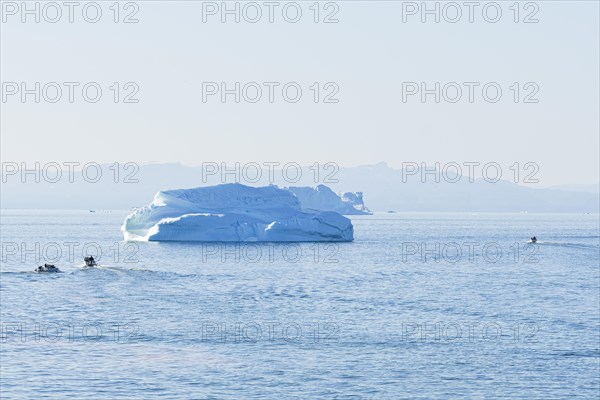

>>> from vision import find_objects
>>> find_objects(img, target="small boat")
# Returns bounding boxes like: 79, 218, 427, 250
84, 256, 97, 267
35, 264, 61, 273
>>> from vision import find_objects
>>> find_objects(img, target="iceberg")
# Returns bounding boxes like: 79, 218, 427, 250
288, 185, 372, 215
122, 183, 353, 242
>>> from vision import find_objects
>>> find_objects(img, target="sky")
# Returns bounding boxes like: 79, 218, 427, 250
1, 0, 599, 186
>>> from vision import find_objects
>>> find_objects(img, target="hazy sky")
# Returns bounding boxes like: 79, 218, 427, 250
1, 1, 599, 186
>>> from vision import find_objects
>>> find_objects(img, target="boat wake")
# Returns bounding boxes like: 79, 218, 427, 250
526, 241, 598, 250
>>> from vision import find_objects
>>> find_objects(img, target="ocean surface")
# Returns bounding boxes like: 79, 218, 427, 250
1, 210, 599, 399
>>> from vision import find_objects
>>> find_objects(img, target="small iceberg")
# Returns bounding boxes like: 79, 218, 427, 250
122, 183, 353, 242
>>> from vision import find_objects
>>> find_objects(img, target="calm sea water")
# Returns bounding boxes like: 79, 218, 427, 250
1, 210, 599, 399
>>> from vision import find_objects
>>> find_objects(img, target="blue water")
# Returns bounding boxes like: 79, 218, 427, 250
1, 210, 599, 399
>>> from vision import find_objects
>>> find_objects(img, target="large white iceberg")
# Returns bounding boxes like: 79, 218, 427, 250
288, 185, 372, 215
122, 183, 353, 242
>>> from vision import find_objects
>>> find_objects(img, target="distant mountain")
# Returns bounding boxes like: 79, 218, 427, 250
1, 162, 598, 213
322, 164, 599, 213
545, 183, 599, 194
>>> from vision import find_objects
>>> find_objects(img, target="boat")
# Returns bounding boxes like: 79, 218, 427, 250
528, 236, 538, 244
35, 264, 61, 273
84, 256, 97, 267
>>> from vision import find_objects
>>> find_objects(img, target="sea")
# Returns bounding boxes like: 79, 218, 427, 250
1, 210, 599, 399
